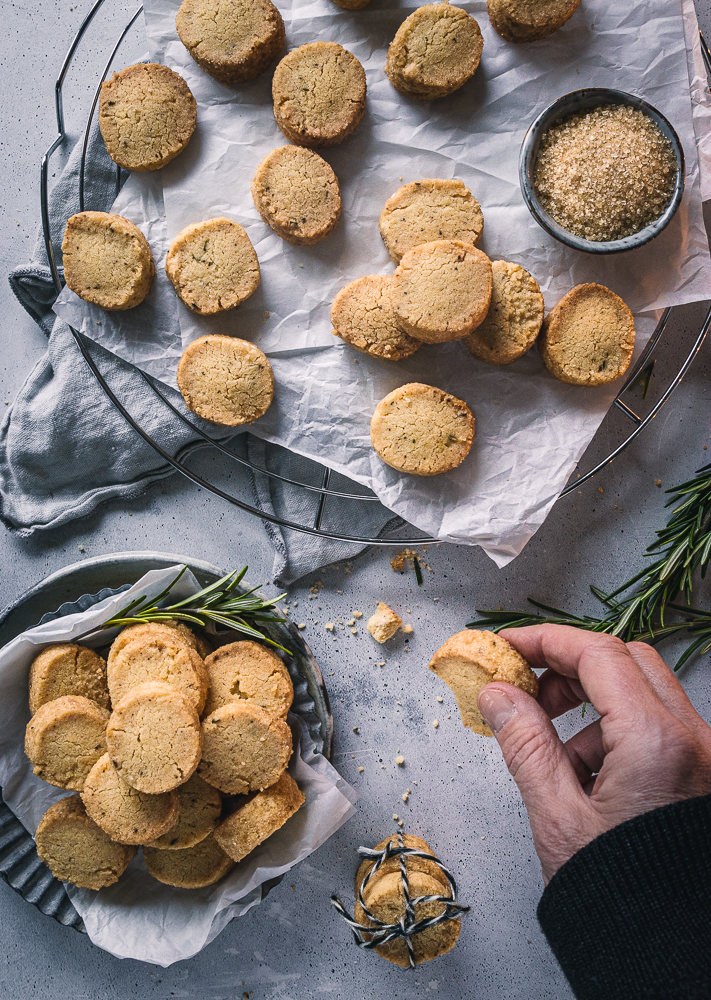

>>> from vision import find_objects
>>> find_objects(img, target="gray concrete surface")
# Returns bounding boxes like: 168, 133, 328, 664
1, 3, 711, 997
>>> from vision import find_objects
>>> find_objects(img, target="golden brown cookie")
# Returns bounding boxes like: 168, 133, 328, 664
25, 696, 110, 790
366, 602, 402, 642
29, 643, 109, 715
539, 283, 635, 386
35, 795, 137, 890
370, 383, 475, 477
385, 5, 483, 100
81, 753, 179, 845
99, 63, 196, 172
176, 334, 274, 427
165, 218, 260, 316
355, 870, 460, 966
463, 260, 544, 365
391, 240, 493, 344
176, 0, 285, 84
488, 0, 581, 43
61, 212, 155, 311
202, 640, 293, 718
146, 773, 222, 849
107, 621, 199, 671
331, 275, 421, 361
107, 681, 202, 793
251, 145, 342, 246
199, 701, 292, 795
272, 42, 366, 148
214, 771, 305, 862
429, 629, 539, 736
144, 833, 235, 887
379, 179, 484, 264
354, 835, 450, 897
107, 635, 208, 713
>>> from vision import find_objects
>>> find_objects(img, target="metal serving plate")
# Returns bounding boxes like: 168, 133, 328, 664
0, 551, 333, 935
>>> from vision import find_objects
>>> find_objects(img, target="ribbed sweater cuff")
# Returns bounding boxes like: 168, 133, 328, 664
537, 794, 711, 1000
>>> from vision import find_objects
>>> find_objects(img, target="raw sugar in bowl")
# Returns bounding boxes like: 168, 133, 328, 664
519, 88, 685, 254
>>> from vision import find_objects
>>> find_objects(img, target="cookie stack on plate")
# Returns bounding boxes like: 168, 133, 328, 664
26, 623, 305, 892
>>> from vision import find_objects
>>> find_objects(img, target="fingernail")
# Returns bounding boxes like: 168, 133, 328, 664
478, 688, 516, 734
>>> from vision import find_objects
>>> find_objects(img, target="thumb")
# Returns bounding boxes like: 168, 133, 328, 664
477, 682, 585, 816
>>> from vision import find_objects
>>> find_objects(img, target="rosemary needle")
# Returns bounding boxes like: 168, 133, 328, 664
89, 566, 290, 654
469, 461, 711, 672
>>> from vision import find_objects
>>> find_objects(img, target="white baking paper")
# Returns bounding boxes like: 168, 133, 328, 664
0, 567, 357, 965
53, 0, 711, 566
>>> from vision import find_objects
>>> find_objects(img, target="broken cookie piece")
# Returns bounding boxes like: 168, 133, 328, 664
367, 603, 403, 643
428, 630, 538, 736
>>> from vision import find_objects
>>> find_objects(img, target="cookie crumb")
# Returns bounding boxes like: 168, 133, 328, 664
358, 766, 364, 773
395, 755, 405, 765
436, 696, 443, 703
353, 610, 363, 618
432, 719, 439, 728
367, 603, 402, 643
402, 624, 413, 634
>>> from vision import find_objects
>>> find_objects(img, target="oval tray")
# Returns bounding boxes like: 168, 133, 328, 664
0, 551, 333, 935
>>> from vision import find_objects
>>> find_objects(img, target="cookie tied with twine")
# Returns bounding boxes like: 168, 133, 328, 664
331, 832, 469, 967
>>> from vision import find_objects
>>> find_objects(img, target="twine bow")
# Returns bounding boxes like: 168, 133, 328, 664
330, 832, 470, 968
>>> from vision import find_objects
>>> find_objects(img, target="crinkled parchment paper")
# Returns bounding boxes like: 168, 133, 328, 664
54, 0, 711, 565
0, 566, 357, 965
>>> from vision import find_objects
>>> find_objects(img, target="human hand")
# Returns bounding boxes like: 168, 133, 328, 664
476, 625, 711, 884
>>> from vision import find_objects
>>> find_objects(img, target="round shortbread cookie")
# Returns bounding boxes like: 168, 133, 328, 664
272, 42, 366, 148
147, 773, 222, 849
488, 0, 581, 42
25, 696, 109, 790
176, 0, 285, 84
429, 629, 539, 736
370, 383, 475, 477
331, 275, 421, 361
176, 334, 274, 427
463, 260, 544, 365
107, 681, 202, 793
202, 640, 294, 718
385, 5, 483, 100
62, 212, 155, 311
144, 833, 235, 888
81, 753, 179, 845
354, 835, 450, 898
107, 635, 208, 713
165, 218, 260, 316
35, 795, 136, 890
29, 643, 109, 715
199, 701, 292, 795
391, 240, 493, 344
379, 179, 484, 264
355, 870, 460, 966
251, 145, 342, 246
539, 283, 635, 386
214, 770, 305, 862
107, 621, 198, 672
99, 63, 196, 172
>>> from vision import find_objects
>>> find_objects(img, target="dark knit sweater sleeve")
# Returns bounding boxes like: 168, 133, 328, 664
537, 794, 711, 1000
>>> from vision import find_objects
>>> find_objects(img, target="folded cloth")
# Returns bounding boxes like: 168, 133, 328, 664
3, 115, 396, 583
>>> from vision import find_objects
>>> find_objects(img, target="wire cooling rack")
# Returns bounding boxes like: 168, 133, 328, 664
40, 0, 711, 545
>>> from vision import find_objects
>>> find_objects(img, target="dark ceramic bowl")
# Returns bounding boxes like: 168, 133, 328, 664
0, 552, 332, 935
519, 88, 685, 254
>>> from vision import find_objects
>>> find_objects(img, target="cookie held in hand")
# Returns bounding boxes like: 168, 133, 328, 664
429, 630, 539, 736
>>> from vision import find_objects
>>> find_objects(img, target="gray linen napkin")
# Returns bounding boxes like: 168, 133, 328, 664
3, 118, 397, 584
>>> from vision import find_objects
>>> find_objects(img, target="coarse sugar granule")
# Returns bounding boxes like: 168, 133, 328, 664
533, 104, 677, 242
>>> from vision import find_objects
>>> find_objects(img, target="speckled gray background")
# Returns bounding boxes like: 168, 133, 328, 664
2, 2, 711, 997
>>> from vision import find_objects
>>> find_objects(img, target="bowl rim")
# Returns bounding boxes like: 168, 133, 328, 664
519, 87, 686, 255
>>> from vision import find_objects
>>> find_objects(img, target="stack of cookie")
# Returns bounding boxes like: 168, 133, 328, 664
27, 624, 305, 892
352, 834, 462, 966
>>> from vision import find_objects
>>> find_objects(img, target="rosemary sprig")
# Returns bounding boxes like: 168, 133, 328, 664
96, 566, 290, 654
468, 462, 711, 671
